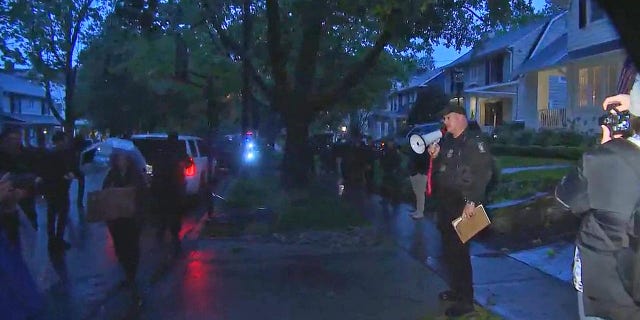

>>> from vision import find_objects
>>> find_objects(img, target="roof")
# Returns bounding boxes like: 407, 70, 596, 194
394, 67, 444, 93
447, 18, 549, 67
515, 33, 568, 76
0, 73, 45, 97
0, 112, 60, 126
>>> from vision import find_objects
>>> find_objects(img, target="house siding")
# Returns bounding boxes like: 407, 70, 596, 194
533, 14, 568, 56
567, 0, 618, 52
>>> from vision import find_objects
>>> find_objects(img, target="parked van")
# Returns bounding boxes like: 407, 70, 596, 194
131, 134, 215, 195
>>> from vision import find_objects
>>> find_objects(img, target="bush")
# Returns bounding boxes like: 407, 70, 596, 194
490, 144, 585, 160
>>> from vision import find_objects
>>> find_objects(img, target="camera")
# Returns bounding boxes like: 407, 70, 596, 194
599, 110, 632, 136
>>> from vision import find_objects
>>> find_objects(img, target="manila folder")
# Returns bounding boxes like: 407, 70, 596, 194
451, 204, 491, 244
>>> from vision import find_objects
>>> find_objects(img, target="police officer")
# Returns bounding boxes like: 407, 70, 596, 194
427, 105, 493, 317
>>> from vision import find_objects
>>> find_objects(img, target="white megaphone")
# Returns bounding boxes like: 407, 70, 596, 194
409, 128, 446, 154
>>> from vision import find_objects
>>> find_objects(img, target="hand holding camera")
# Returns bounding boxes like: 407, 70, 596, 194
599, 99, 633, 144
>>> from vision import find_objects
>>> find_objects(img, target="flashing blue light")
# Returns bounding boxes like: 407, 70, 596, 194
247, 142, 255, 149
246, 151, 255, 160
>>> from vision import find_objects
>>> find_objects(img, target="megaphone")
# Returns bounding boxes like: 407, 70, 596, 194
409, 128, 446, 154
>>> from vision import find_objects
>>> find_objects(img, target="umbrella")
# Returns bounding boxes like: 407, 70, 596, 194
80, 138, 147, 174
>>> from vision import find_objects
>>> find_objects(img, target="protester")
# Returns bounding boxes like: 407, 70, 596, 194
379, 140, 402, 206
102, 151, 145, 288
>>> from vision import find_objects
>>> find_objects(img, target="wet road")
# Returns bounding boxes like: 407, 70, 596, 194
20, 170, 210, 320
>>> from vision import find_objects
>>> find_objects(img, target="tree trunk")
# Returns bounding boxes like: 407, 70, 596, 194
281, 112, 312, 189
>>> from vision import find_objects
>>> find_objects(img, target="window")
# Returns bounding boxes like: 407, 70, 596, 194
578, 0, 587, 28
188, 140, 198, 157
590, 0, 606, 22
485, 55, 504, 85
578, 65, 617, 108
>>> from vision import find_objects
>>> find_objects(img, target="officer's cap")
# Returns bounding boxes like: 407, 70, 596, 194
438, 105, 467, 117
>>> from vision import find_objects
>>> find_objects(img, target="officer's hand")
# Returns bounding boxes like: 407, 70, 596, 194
602, 94, 630, 112
427, 143, 440, 159
462, 202, 476, 219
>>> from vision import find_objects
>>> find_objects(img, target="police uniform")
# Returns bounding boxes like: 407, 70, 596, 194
432, 127, 493, 308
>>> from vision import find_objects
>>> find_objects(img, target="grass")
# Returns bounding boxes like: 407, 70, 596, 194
495, 156, 575, 169
220, 173, 368, 233
500, 167, 570, 182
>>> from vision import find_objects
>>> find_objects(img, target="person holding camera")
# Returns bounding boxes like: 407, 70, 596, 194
426, 105, 493, 318
557, 61, 640, 318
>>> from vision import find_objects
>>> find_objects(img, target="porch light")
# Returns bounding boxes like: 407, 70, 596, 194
340, 126, 347, 132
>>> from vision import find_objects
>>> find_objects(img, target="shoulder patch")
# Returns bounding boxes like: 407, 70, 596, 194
477, 141, 486, 153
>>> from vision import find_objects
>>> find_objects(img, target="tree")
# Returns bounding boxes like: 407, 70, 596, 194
407, 85, 451, 125
75, 11, 242, 135
112, 0, 521, 188
543, 0, 571, 15
0, 0, 110, 132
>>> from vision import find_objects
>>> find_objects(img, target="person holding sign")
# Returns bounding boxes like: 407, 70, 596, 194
427, 105, 494, 318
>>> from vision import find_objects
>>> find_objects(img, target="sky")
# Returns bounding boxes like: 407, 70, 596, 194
432, 0, 547, 67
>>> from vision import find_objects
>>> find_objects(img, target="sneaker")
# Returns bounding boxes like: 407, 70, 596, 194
444, 303, 475, 317
409, 211, 424, 219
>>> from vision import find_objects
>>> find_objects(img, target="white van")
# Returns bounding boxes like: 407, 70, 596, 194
131, 134, 215, 195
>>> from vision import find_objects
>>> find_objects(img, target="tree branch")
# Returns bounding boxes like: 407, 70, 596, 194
293, 3, 326, 98
266, 0, 291, 101
311, 27, 394, 111
203, 22, 271, 96
464, 5, 485, 23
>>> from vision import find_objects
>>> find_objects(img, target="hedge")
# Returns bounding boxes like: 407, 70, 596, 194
490, 144, 585, 160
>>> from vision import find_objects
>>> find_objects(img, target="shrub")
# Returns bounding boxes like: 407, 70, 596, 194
490, 144, 585, 160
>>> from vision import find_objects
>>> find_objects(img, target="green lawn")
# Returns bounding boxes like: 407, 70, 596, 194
496, 156, 575, 169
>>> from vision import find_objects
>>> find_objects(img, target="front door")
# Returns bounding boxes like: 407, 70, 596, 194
484, 101, 503, 127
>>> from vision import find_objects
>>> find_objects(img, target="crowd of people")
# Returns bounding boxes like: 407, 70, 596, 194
0, 128, 191, 318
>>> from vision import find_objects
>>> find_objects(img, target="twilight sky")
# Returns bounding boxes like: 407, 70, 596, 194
432, 0, 548, 67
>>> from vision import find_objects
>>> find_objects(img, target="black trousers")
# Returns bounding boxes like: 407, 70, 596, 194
46, 194, 69, 242
107, 218, 140, 282
19, 197, 38, 229
76, 173, 85, 206
156, 193, 184, 242
437, 200, 474, 304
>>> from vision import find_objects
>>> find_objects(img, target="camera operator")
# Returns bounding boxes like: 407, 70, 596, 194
556, 107, 640, 319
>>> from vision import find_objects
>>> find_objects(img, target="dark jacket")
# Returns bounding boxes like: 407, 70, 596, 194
40, 148, 74, 197
555, 138, 640, 319
433, 129, 493, 206
556, 139, 640, 253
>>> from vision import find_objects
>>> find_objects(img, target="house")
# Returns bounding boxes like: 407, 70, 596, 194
0, 72, 62, 146
445, 18, 557, 130
367, 67, 447, 140
563, 0, 626, 134
514, 12, 569, 129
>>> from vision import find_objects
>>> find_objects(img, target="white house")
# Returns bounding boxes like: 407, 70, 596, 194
563, 0, 626, 134
0, 72, 63, 146
368, 67, 447, 139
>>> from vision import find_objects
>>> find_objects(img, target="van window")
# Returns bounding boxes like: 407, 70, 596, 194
188, 140, 198, 157
196, 140, 209, 156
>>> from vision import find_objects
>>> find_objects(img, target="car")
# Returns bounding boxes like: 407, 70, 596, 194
130, 134, 215, 195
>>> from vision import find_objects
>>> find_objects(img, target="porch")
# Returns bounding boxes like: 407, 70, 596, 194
465, 81, 518, 130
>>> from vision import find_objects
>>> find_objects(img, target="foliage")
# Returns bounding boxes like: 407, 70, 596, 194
0, 0, 111, 129
488, 168, 569, 203
407, 85, 450, 125
495, 156, 574, 169
223, 174, 367, 232
75, 9, 243, 135
490, 144, 585, 160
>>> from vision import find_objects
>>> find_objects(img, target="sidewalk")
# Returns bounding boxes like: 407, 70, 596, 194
341, 187, 579, 320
